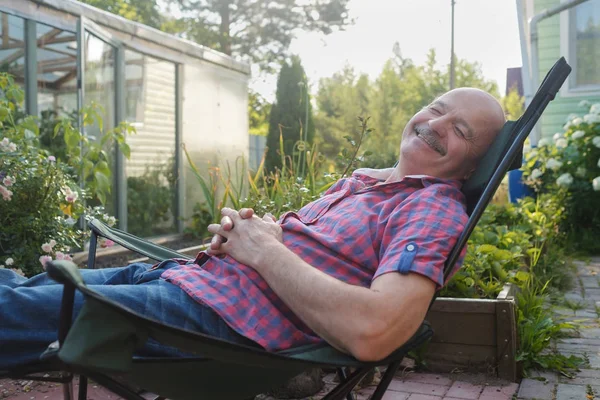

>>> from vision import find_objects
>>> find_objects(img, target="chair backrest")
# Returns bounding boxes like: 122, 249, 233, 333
442, 57, 572, 282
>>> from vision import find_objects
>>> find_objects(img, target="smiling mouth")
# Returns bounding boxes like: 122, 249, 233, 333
415, 127, 446, 156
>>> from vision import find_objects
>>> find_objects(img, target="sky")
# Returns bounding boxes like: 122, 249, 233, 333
251, 0, 524, 101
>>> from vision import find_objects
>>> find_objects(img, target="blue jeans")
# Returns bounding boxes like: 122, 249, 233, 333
0, 261, 257, 369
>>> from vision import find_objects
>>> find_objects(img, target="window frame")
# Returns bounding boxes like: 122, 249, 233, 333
559, 0, 600, 97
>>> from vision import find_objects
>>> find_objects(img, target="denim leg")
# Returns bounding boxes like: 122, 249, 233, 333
0, 262, 257, 369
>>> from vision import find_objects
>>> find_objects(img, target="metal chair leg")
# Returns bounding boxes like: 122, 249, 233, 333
78, 375, 88, 400
336, 368, 356, 400
62, 381, 74, 400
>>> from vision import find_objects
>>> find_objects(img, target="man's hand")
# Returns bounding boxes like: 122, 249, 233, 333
207, 208, 281, 268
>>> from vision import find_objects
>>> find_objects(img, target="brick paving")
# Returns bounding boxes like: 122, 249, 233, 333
2, 258, 599, 400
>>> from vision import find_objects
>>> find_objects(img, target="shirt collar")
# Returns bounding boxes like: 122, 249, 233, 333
353, 172, 463, 190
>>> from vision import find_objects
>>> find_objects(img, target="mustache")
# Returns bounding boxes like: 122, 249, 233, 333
414, 125, 447, 156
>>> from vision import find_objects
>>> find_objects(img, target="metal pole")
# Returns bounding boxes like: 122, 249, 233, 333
114, 45, 127, 231
304, 80, 309, 143
449, 0, 456, 90
24, 19, 37, 116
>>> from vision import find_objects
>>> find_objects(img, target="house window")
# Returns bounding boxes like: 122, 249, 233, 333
569, 0, 600, 89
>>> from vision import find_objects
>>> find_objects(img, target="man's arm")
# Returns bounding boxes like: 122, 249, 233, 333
208, 209, 436, 361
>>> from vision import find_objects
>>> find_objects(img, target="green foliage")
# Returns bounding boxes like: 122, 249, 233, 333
79, 0, 163, 28
521, 101, 600, 253
249, 90, 271, 137
501, 86, 525, 121
266, 56, 315, 172
516, 279, 583, 376
127, 161, 176, 237
0, 74, 114, 277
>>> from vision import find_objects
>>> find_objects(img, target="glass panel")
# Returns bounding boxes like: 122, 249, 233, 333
84, 31, 116, 212
572, 0, 600, 87
124, 49, 177, 237
36, 22, 78, 158
0, 12, 25, 91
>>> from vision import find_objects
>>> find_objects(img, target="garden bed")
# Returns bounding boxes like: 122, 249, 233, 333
423, 284, 518, 382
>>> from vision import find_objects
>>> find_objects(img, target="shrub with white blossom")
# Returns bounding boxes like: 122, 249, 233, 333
522, 100, 600, 252
0, 74, 115, 276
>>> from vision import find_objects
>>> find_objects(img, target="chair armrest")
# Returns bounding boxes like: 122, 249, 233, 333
46, 260, 86, 288
88, 219, 193, 262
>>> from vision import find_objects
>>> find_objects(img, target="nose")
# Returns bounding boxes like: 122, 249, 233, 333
428, 115, 447, 137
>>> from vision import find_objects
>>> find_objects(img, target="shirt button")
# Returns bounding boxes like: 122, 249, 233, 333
406, 244, 415, 252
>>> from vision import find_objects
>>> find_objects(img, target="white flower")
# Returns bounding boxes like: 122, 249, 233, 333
0, 265, 4, 269
556, 173, 574, 188
64, 187, 78, 203
579, 100, 591, 108
546, 158, 563, 171
553, 132, 563, 141
591, 103, 600, 115
576, 167, 587, 178
571, 130, 585, 140
5, 257, 13, 266
572, 117, 583, 126
107, 216, 117, 227
567, 113, 579, 122
598, 158, 600, 168
49, 239, 56, 248
563, 122, 572, 130
526, 149, 538, 160
531, 168, 543, 179
593, 136, 600, 149
41, 243, 53, 253
65, 217, 76, 226
538, 137, 551, 147
0, 137, 9, 151
584, 114, 600, 124
593, 176, 600, 191
556, 138, 568, 148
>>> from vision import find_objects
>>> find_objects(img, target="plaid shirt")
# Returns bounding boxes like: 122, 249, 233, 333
161, 173, 468, 351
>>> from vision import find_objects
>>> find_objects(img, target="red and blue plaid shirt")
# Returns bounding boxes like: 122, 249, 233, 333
161, 173, 468, 351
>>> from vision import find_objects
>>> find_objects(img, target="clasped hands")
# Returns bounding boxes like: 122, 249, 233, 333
207, 208, 282, 269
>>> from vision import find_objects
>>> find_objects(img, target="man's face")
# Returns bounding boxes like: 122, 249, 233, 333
399, 88, 505, 180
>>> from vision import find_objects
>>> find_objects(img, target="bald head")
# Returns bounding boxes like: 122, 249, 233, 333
398, 87, 507, 180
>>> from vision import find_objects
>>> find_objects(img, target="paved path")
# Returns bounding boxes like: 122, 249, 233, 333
2, 258, 599, 400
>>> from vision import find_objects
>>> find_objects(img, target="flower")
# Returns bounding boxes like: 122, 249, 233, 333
571, 130, 585, 140
546, 158, 563, 171
591, 103, 600, 115
555, 138, 568, 148
593, 177, 600, 191
538, 137, 551, 147
598, 158, 600, 168
39, 255, 52, 269
0, 185, 12, 201
556, 173, 574, 188
526, 149, 538, 160
572, 117, 583, 126
55, 252, 72, 261
594, 136, 600, 149
41, 243, 52, 253
65, 217, 76, 226
11, 268, 24, 276
584, 114, 600, 124
49, 239, 56, 248
579, 100, 591, 108
48, 156, 56, 162
553, 132, 563, 141
106, 216, 116, 227
5, 257, 14, 266
2, 176, 14, 187
576, 167, 587, 178
0, 137, 10, 151
64, 187, 78, 203
531, 168, 543, 179
99, 238, 115, 248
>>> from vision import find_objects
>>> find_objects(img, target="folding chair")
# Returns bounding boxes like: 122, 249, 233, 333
0, 57, 571, 400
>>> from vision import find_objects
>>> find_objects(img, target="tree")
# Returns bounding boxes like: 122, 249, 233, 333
248, 90, 271, 136
173, 0, 352, 72
501, 86, 525, 121
79, 0, 163, 28
266, 56, 314, 171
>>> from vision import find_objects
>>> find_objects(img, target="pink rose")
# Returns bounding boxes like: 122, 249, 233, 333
39, 255, 53, 269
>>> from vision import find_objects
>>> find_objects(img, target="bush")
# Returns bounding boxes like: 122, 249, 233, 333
522, 101, 600, 253
0, 74, 115, 276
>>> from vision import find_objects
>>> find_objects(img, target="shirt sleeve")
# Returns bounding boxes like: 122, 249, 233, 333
372, 184, 469, 288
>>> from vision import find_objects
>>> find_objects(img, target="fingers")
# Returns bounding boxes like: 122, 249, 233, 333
208, 223, 227, 238
263, 213, 276, 223
239, 208, 255, 219
210, 233, 225, 250
220, 215, 233, 231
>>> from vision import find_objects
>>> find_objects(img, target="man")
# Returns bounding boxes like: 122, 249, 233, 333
0, 88, 505, 368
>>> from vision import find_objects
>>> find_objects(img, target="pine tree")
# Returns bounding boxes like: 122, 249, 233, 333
266, 56, 314, 172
